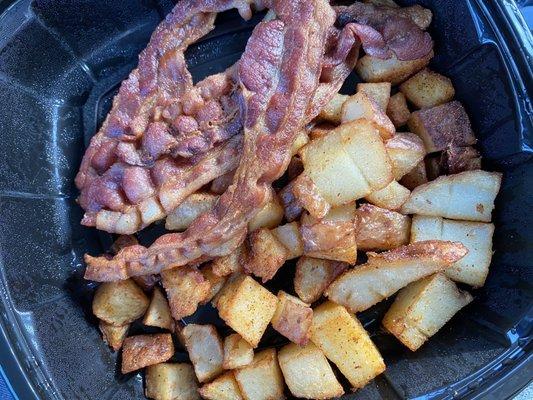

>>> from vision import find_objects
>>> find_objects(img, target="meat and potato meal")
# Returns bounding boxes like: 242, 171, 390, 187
80, 0, 502, 398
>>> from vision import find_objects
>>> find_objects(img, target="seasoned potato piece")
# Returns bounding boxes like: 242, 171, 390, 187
308, 122, 336, 140
211, 171, 235, 195
400, 69, 455, 109
161, 266, 211, 320
214, 275, 278, 347
365, 181, 411, 211
165, 193, 218, 231
400, 160, 428, 190
143, 287, 173, 331
201, 265, 228, 304
233, 349, 285, 400
182, 324, 224, 383
291, 174, 331, 219
121, 334, 174, 374
278, 342, 344, 399
199, 371, 243, 400
387, 92, 411, 128
299, 119, 393, 207
271, 291, 313, 346
385, 132, 426, 180
210, 244, 245, 277
408, 101, 476, 153
310, 302, 385, 389
99, 321, 129, 352
301, 203, 357, 264
341, 92, 395, 140
441, 146, 481, 174
294, 257, 348, 304
279, 181, 304, 222
92, 279, 149, 326
223, 333, 254, 369
411, 215, 495, 287
244, 228, 289, 282
356, 82, 391, 110
355, 204, 411, 251
248, 195, 284, 232
356, 51, 433, 84
401, 170, 502, 222
145, 363, 199, 400
271, 222, 304, 260
290, 131, 309, 156
325, 241, 468, 312
318, 93, 348, 124
383, 273, 473, 351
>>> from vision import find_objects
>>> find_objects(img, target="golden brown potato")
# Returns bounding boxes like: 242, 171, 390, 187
310, 301, 385, 390
278, 342, 344, 399
161, 266, 211, 320
355, 204, 411, 251
401, 170, 502, 222
244, 228, 289, 283
223, 333, 254, 370
210, 244, 246, 277
365, 181, 411, 211
210, 171, 235, 195
383, 273, 473, 351
356, 82, 391, 110
199, 371, 243, 400
400, 68, 455, 109
214, 275, 278, 348
408, 101, 476, 153
92, 279, 149, 326
99, 321, 129, 352
143, 287, 173, 331
290, 130, 309, 156
248, 195, 284, 232
201, 265, 228, 304
233, 349, 285, 400
400, 5, 433, 30
271, 222, 304, 260
271, 291, 313, 346
356, 51, 433, 85
386, 92, 411, 128
441, 146, 481, 174
400, 160, 428, 190
291, 174, 331, 219
318, 93, 349, 124
121, 333, 174, 374
294, 257, 348, 304
300, 204, 357, 264
182, 324, 224, 383
165, 193, 218, 231
325, 241, 468, 312
385, 132, 426, 180
145, 363, 199, 400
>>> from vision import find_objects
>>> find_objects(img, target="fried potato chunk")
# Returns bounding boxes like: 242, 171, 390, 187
244, 228, 289, 282
278, 342, 344, 399
121, 333, 174, 374
223, 333, 254, 370
294, 257, 348, 304
248, 195, 284, 232
383, 273, 473, 351
356, 51, 433, 84
318, 93, 349, 124
92, 279, 149, 326
271, 222, 304, 260
325, 241, 468, 312
165, 193, 218, 231
400, 68, 455, 109
386, 92, 410, 128
356, 82, 391, 110
385, 132, 426, 180
145, 363, 199, 400
310, 302, 385, 390
271, 291, 313, 346
401, 170, 502, 222
182, 324, 224, 383
365, 181, 411, 211
400, 160, 428, 190
290, 174, 331, 219
210, 244, 245, 277
199, 371, 243, 400
341, 92, 395, 140
143, 287, 173, 331
201, 265, 228, 304
99, 321, 129, 352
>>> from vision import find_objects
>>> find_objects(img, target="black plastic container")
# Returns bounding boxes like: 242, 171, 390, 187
0, 1, 531, 399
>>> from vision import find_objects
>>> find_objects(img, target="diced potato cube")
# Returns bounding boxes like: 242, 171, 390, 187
271, 291, 313, 346
210, 245, 245, 277
165, 193, 218, 231
121, 334, 174, 374
383, 273, 473, 351
291, 174, 331, 219
214, 275, 278, 347
356, 82, 391, 110
310, 302, 385, 389
233, 349, 285, 400
341, 92, 395, 140
401, 170, 502, 222
400, 160, 428, 190
318, 93, 349, 124
400, 68, 455, 109
356, 51, 433, 85
271, 222, 304, 260
143, 287, 173, 331
145, 363, 199, 400
411, 215, 495, 287
99, 321, 129, 352
244, 228, 289, 282
92, 279, 149, 326
385, 132, 426, 180
290, 130, 309, 156
386, 92, 411, 128
441, 146, 481, 174
211, 171, 235, 195
355, 204, 411, 251
161, 266, 211, 320
223, 333, 254, 369
248, 195, 284, 232
325, 241, 468, 312
278, 342, 344, 399
202, 265, 228, 304
294, 257, 348, 304
300, 119, 393, 206
182, 324, 224, 383
199, 371, 243, 400
365, 181, 411, 211
400, 4, 433, 30
407, 101, 476, 153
